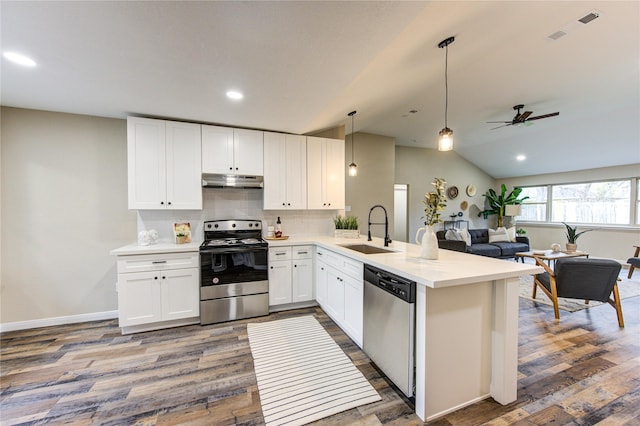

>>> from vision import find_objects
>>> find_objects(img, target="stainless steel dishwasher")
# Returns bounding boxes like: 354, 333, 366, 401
363, 264, 416, 398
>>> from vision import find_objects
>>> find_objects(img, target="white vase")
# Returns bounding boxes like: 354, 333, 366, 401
416, 225, 439, 260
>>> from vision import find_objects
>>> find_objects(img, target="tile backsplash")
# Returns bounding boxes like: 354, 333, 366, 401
137, 188, 339, 243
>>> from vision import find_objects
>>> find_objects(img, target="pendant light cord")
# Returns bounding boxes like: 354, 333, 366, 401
444, 43, 449, 129
348, 110, 357, 162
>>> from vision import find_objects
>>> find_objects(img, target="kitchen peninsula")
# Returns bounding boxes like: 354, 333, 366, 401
269, 236, 543, 422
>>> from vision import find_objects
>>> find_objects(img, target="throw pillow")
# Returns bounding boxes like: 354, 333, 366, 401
506, 226, 517, 242
459, 228, 472, 246
445, 229, 463, 241
489, 227, 510, 243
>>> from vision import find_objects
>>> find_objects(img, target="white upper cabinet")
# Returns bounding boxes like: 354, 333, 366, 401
307, 136, 345, 210
127, 117, 202, 210
202, 125, 263, 176
263, 132, 307, 210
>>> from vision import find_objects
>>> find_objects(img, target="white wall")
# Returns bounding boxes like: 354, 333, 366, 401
0, 108, 338, 326
395, 146, 494, 243
498, 164, 640, 262
1, 107, 137, 324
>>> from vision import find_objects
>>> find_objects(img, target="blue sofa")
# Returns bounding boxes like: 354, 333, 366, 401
436, 229, 530, 259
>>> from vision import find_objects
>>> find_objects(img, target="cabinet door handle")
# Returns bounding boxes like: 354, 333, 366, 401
318, 252, 323, 256
167, 201, 172, 206
270, 266, 274, 269
160, 201, 164, 205
294, 264, 297, 268
275, 253, 286, 256
298, 251, 308, 255
162, 276, 166, 279
152, 260, 167, 264
154, 276, 158, 280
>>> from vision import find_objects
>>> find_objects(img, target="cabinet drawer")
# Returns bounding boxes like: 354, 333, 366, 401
317, 248, 343, 270
343, 257, 363, 281
292, 245, 313, 260
117, 252, 199, 274
269, 246, 292, 261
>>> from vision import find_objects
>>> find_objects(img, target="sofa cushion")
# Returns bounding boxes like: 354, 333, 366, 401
468, 229, 489, 244
491, 241, 530, 257
467, 243, 501, 257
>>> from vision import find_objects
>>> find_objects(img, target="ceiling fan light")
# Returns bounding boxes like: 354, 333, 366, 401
348, 162, 358, 176
438, 127, 453, 151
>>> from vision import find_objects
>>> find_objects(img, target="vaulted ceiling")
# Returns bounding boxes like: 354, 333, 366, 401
2, 1, 639, 178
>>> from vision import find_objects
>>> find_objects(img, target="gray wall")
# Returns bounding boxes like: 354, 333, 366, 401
345, 132, 395, 240
1, 107, 137, 324
395, 146, 494, 243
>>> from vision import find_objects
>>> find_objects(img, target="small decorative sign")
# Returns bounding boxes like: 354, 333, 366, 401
174, 223, 192, 244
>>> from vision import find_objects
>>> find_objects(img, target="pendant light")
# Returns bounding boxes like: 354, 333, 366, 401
438, 36, 455, 151
348, 110, 358, 176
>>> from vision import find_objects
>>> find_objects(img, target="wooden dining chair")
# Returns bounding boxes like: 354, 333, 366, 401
627, 245, 640, 278
532, 257, 624, 327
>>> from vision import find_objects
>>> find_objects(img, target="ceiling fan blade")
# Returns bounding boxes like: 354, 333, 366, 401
525, 112, 559, 121
516, 111, 533, 122
490, 123, 512, 130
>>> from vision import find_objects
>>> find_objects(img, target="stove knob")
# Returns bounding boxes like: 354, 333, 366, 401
248, 223, 253, 227
255, 222, 260, 228
232, 223, 236, 228
214, 224, 219, 228
207, 224, 211, 229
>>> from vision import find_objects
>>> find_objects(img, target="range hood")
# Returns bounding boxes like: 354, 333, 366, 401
202, 174, 263, 189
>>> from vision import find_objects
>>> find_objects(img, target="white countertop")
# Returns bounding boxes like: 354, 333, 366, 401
111, 234, 542, 288
268, 234, 542, 289
110, 240, 202, 256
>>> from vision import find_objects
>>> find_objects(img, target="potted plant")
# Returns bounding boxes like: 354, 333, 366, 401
516, 228, 527, 236
334, 215, 360, 238
417, 177, 447, 259
478, 184, 528, 228
562, 222, 594, 252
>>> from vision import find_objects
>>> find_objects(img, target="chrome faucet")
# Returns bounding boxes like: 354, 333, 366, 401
367, 204, 392, 247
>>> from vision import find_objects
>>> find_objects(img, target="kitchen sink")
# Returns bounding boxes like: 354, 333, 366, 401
339, 244, 395, 254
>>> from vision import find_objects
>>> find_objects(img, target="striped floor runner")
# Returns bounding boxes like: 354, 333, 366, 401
247, 315, 381, 426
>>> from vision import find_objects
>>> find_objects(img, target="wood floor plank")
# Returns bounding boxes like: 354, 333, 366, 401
1, 295, 639, 425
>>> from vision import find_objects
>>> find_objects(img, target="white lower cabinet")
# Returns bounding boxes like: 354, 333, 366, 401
314, 247, 363, 347
116, 251, 199, 333
269, 245, 314, 307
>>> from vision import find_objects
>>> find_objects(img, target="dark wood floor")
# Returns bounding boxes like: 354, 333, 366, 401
1, 294, 639, 425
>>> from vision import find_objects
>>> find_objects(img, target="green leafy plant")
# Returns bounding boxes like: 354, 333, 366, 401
478, 184, 529, 227
562, 222, 595, 243
333, 215, 359, 230
422, 177, 447, 226
516, 228, 527, 235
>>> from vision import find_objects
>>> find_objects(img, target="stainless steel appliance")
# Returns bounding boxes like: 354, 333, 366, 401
200, 219, 269, 324
363, 264, 416, 398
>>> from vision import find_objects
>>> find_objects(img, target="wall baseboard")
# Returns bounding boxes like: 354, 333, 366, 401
0, 310, 119, 333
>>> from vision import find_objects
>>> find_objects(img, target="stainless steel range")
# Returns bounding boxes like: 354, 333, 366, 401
199, 219, 269, 325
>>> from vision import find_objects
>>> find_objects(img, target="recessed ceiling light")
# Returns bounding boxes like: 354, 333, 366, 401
226, 90, 243, 100
516, 155, 526, 161
3, 51, 36, 67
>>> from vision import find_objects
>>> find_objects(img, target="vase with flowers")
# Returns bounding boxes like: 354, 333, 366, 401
416, 177, 447, 259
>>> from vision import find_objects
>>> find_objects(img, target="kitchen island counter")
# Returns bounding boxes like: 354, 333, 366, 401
268, 234, 542, 421
267, 234, 540, 288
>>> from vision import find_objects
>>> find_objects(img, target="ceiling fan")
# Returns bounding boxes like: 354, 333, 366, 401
487, 104, 559, 130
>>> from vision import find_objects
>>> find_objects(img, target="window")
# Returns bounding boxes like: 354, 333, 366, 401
637, 179, 640, 224
520, 186, 547, 222
551, 180, 630, 225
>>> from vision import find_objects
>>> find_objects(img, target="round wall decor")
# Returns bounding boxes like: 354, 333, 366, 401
460, 200, 468, 210
466, 184, 477, 196
447, 186, 459, 199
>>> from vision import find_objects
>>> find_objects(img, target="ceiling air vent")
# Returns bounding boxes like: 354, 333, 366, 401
547, 30, 567, 41
578, 11, 599, 24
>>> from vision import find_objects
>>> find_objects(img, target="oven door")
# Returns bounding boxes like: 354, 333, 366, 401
200, 246, 268, 289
